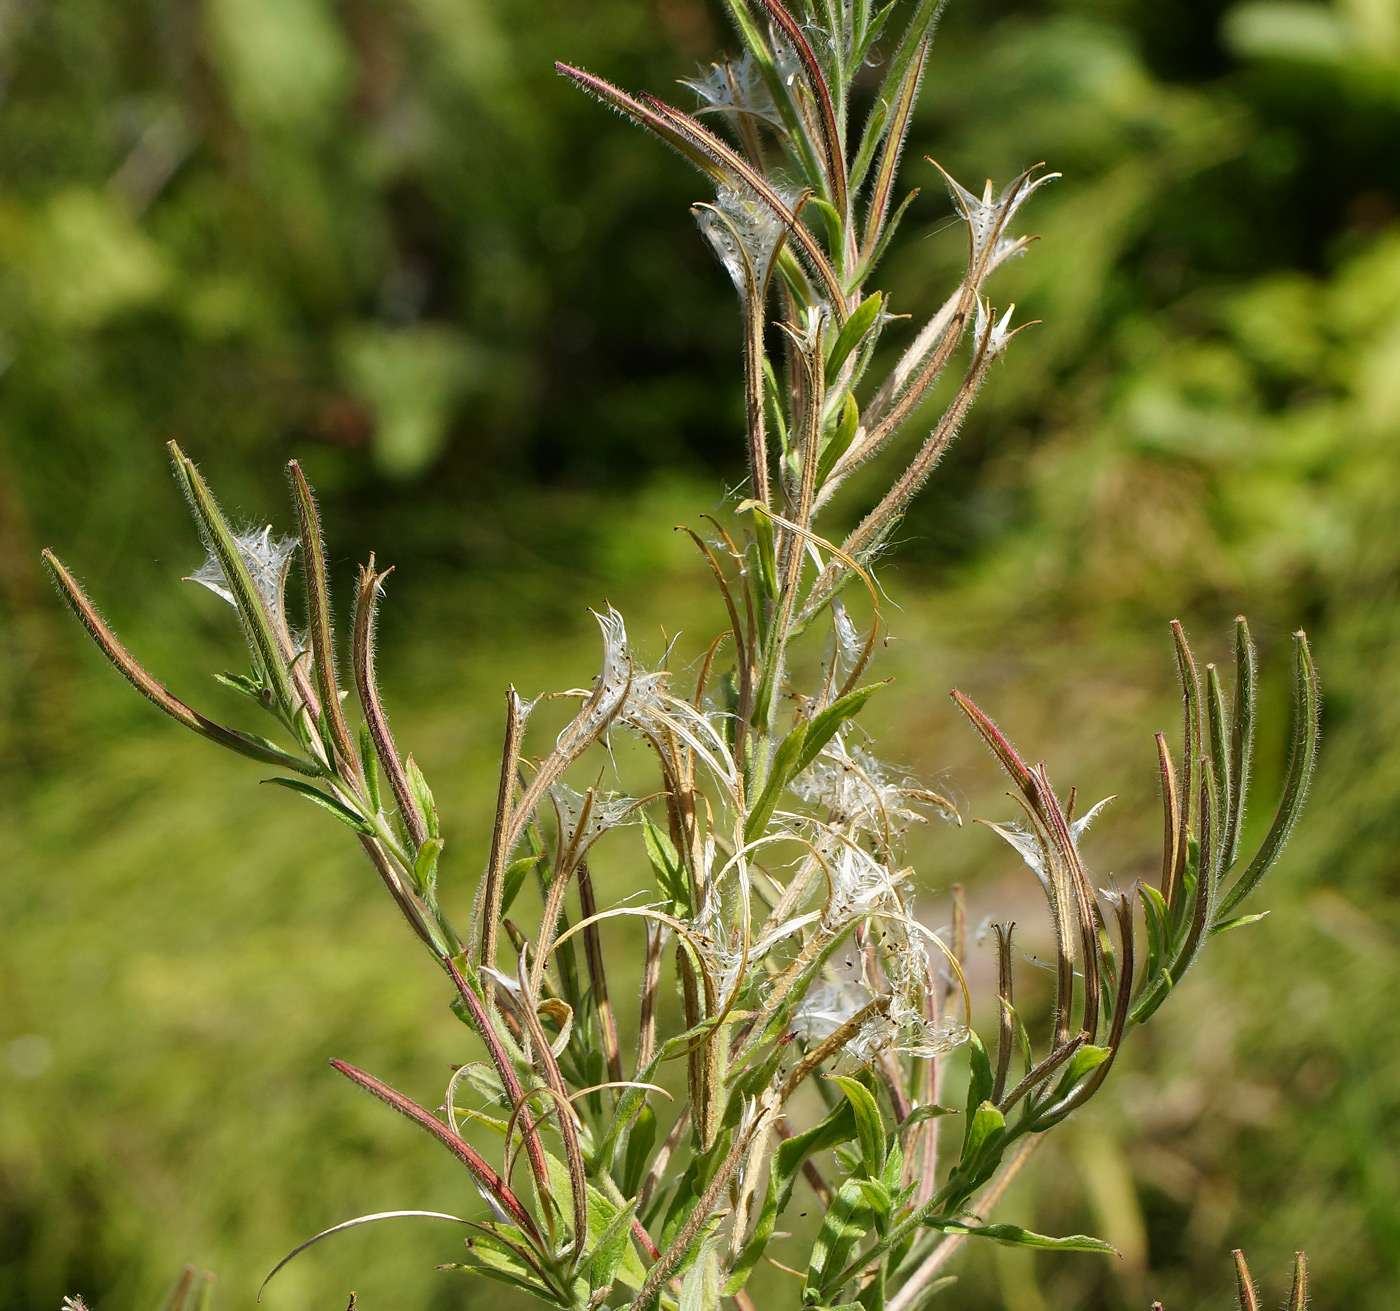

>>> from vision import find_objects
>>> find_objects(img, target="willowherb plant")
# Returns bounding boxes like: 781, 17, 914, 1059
44, 2, 1320, 1308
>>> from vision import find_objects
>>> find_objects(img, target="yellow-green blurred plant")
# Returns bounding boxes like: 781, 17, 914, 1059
63, 1266, 214, 1311
42, 3, 1321, 1308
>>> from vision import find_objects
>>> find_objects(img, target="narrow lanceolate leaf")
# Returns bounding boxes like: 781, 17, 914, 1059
168, 442, 295, 714
827, 294, 884, 382
288, 461, 356, 770
588, 1197, 639, 1294
1051, 1044, 1112, 1098
1216, 630, 1320, 922
795, 683, 882, 775
868, 0, 945, 138
264, 778, 375, 834
831, 1076, 887, 1177
938, 1222, 1118, 1255
643, 811, 691, 914
404, 754, 440, 840
958, 1100, 1005, 1176
726, 1099, 857, 1294
744, 718, 809, 843
41, 552, 318, 775
449, 1233, 560, 1301
327, 1059, 541, 1241
806, 1178, 876, 1302
679, 1236, 722, 1311
1208, 911, 1269, 937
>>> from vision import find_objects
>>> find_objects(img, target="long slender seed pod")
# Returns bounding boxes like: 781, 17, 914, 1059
1233, 1250, 1261, 1311
576, 860, 624, 1087
476, 688, 527, 979
42, 552, 320, 775
352, 560, 428, 851
289, 462, 358, 774
444, 958, 551, 1201
328, 1060, 541, 1244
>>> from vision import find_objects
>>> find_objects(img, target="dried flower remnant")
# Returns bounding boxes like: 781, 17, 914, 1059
187, 525, 297, 620
43, 2, 1319, 1308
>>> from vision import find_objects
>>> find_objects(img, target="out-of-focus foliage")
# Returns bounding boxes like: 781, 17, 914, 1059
4, 0, 1400, 1308
0, 0, 739, 767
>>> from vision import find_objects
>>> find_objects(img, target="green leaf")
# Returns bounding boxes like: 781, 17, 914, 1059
898, 1103, 955, 1133
621, 1103, 657, 1197
960, 1100, 1005, 1170
1208, 910, 1269, 937
881, 1137, 904, 1191
942, 1222, 1118, 1255
264, 778, 374, 833
1206, 661, 1233, 863
964, 1030, 994, 1122
726, 1097, 857, 1294
795, 684, 881, 775
414, 837, 444, 895
778, 1097, 857, 1181
543, 1152, 646, 1290
818, 393, 861, 487
804, 1177, 875, 1302
831, 1075, 887, 1177
807, 198, 846, 259
404, 754, 440, 839
220, 728, 321, 775
213, 670, 265, 702
856, 1177, 893, 1224
751, 501, 780, 602
826, 292, 884, 381
642, 813, 690, 914
1140, 883, 1169, 981
1055, 1044, 1112, 1092
679, 1237, 722, 1311
357, 722, 382, 812
848, 95, 890, 195
588, 1197, 639, 1293
744, 719, 810, 843
500, 853, 541, 919
449, 1234, 562, 1302
746, 684, 882, 845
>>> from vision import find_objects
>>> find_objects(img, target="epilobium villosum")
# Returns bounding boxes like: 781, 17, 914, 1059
44, 2, 1320, 1307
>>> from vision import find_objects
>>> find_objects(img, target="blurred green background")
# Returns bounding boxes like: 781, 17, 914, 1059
2, 0, 1398, 1307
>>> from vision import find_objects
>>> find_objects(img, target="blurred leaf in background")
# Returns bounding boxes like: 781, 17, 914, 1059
4, 0, 1400, 1308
